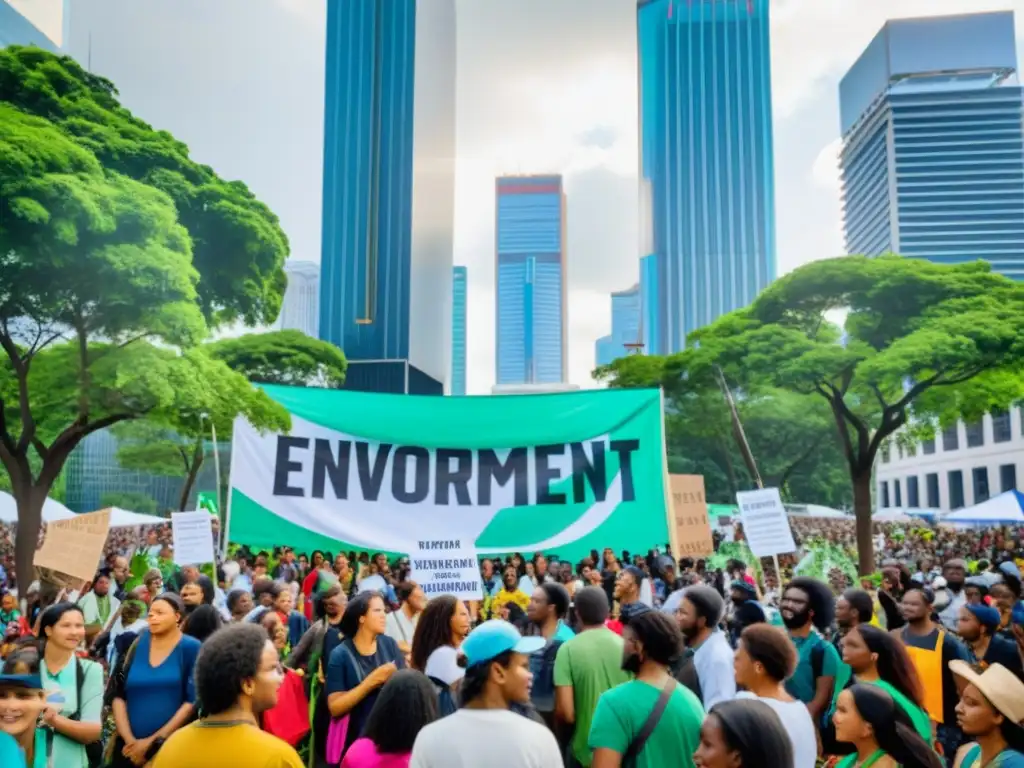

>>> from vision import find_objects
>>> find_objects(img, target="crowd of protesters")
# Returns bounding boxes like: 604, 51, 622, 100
0, 516, 1020, 767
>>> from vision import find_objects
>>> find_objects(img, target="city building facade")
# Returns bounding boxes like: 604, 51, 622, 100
279, 260, 319, 337
595, 284, 642, 367
840, 12, 1024, 281
319, 0, 456, 394
451, 265, 467, 395
1, 1, 58, 51
876, 407, 1024, 512
494, 175, 567, 386
637, 0, 776, 353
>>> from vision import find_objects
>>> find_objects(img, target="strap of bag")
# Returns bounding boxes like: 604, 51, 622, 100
622, 679, 676, 763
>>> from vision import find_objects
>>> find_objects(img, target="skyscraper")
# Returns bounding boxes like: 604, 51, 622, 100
1, 1, 58, 50
320, 0, 456, 394
451, 265, 467, 396
278, 260, 319, 337
840, 12, 1024, 281
494, 175, 567, 386
637, 0, 776, 352
595, 284, 642, 367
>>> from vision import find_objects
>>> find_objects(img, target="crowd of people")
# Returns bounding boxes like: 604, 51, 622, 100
0, 518, 1021, 768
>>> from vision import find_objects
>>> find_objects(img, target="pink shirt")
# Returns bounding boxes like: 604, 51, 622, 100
340, 738, 411, 768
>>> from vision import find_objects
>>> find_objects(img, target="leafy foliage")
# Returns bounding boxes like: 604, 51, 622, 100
100, 491, 160, 517
206, 330, 348, 388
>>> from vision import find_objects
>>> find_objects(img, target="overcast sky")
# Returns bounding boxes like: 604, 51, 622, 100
10, 0, 1024, 394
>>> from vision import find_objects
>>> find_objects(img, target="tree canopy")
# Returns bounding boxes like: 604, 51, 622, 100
207, 330, 348, 388
603, 255, 1024, 573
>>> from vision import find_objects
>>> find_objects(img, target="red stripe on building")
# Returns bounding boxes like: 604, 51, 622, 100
498, 184, 561, 195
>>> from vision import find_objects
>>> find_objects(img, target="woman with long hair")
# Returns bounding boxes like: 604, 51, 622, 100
410, 597, 471, 674
109, 593, 201, 768
949, 662, 1024, 768
37, 603, 103, 768
832, 684, 944, 768
842, 625, 933, 743
733, 624, 817, 768
340, 670, 439, 768
325, 592, 406, 759
693, 699, 794, 768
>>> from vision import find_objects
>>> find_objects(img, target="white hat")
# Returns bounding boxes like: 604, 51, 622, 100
424, 645, 464, 686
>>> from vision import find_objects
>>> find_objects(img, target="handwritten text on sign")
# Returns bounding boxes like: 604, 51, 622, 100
736, 487, 796, 558
669, 474, 714, 557
171, 511, 215, 566
409, 538, 480, 602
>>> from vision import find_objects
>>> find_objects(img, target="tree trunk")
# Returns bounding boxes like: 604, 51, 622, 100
852, 468, 874, 575
13, 485, 46, 603
178, 439, 204, 511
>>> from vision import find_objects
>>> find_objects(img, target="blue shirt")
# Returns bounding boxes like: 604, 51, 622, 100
0, 732, 25, 768
124, 631, 201, 739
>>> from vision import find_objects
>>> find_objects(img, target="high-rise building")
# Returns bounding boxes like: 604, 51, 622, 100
494, 175, 567, 386
639, 253, 660, 355
840, 12, 1024, 281
1, 1, 58, 50
320, 0, 456, 394
595, 284, 642, 367
451, 265, 467, 395
637, 0, 776, 352
278, 260, 319, 337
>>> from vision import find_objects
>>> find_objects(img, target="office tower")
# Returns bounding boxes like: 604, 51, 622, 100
1, 1, 58, 50
637, 0, 776, 353
840, 12, 1024, 281
494, 175, 567, 386
320, 0, 456, 395
450, 266, 467, 395
595, 284, 642, 367
278, 260, 320, 337
639, 253, 660, 354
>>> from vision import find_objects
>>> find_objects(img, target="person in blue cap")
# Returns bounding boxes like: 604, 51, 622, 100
409, 619, 562, 767
0, 649, 47, 768
957, 604, 1024, 680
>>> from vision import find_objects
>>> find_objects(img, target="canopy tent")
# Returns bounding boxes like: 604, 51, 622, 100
99, 507, 167, 527
0, 491, 75, 524
872, 509, 916, 523
785, 504, 850, 519
943, 490, 1024, 526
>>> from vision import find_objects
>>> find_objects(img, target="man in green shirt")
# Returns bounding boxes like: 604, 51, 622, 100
555, 587, 631, 767
588, 610, 704, 768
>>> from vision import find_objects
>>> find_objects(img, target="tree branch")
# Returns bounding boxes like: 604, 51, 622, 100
49, 411, 141, 459
0, 330, 39, 455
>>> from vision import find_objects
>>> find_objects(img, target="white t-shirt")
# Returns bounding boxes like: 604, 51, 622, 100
735, 693, 817, 768
410, 709, 561, 768
385, 608, 418, 646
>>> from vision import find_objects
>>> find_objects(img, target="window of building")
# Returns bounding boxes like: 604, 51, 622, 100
972, 467, 990, 503
926, 473, 940, 508
894, 479, 902, 507
880, 481, 890, 508
992, 410, 1012, 443
1000, 464, 1017, 493
907, 476, 920, 508
949, 470, 965, 510
922, 438, 936, 455
966, 421, 984, 448
942, 425, 959, 451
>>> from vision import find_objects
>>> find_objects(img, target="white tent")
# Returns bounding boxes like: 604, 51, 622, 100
101, 507, 166, 528
785, 504, 850, 519
0, 491, 76, 524
943, 491, 1024, 526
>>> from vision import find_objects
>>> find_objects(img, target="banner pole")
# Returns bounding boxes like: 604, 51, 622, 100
218, 419, 233, 558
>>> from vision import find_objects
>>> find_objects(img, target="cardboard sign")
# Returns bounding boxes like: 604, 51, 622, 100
34, 509, 111, 587
736, 487, 797, 557
171, 511, 215, 566
668, 475, 715, 557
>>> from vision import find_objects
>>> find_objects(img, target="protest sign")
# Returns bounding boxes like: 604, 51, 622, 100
172, 511, 216, 566
227, 386, 668, 563
668, 474, 714, 557
34, 509, 111, 587
409, 537, 481, 601
735, 487, 796, 557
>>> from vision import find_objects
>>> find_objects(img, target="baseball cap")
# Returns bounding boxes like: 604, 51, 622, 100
460, 620, 545, 667
964, 603, 1001, 630
0, 673, 43, 690
949, 661, 1024, 725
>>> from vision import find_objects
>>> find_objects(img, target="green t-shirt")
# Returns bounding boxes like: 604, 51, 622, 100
588, 679, 704, 768
554, 627, 631, 767
40, 657, 104, 768
866, 678, 932, 745
785, 632, 846, 717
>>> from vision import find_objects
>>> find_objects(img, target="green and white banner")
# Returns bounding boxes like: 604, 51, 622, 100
227, 385, 669, 595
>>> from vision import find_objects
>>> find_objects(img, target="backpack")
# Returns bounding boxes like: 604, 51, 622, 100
429, 676, 459, 718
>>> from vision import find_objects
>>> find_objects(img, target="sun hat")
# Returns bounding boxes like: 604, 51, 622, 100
0, 673, 42, 690
460, 620, 545, 667
949, 661, 1024, 725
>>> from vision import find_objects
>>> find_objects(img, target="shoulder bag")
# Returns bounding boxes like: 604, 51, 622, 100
622, 678, 676, 766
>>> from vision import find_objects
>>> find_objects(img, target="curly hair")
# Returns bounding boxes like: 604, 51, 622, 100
784, 577, 835, 632
410, 595, 458, 673
194, 624, 268, 716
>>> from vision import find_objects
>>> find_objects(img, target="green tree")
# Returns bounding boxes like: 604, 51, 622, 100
673, 255, 1024, 573
114, 331, 347, 510
0, 91, 290, 583
0, 47, 288, 326
100, 491, 160, 517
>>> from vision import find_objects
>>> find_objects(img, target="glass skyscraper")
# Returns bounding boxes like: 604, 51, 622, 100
320, 0, 456, 394
494, 175, 567, 386
279, 260, 320, 338
451, 265, 467, 395
637, 0, 776, 352
595, 284, 642, 367
840, 12, 1024, 281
